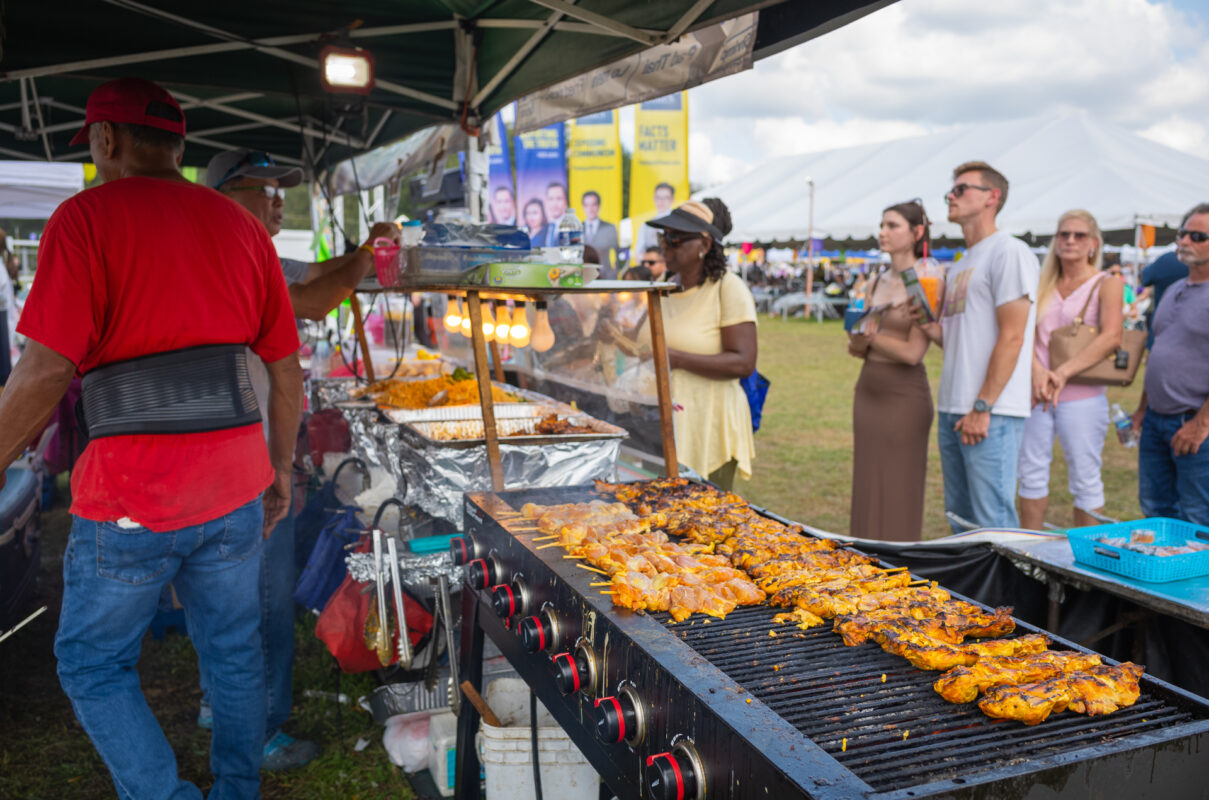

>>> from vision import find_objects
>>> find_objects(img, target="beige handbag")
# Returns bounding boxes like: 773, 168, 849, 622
1048, 274, 1146, 386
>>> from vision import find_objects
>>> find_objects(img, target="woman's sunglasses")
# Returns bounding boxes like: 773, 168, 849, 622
1177, 228, 1209, 243
657, 230, 702, 248
1056, 231, 1089, 241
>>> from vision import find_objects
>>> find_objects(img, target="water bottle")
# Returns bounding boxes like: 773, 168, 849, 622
1110, 403, 1138, 447
312, 340, 330, 379
557, 208, 584, 263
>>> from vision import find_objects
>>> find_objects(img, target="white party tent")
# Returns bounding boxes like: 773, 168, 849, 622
710, 111, 1209, 244
0, 162, 83, 219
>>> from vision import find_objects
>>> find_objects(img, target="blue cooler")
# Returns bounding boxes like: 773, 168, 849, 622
0, 466, 40, 630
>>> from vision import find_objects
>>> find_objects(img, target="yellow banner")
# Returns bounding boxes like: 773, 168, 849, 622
630, 92, 690, 262
568, 110, 623, 271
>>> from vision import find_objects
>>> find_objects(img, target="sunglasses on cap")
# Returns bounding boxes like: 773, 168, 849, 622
945, 183, 993, 202
217, 151, 278, 189
1177, 228, 1209, 243
657, 230, 703, 248
228, 185, 286, 200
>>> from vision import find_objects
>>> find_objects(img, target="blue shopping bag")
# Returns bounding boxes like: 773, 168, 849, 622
740, 369, 771, 433
293, 505, 362, 613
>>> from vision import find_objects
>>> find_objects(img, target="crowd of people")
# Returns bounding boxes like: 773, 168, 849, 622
842, 160, 1209, 541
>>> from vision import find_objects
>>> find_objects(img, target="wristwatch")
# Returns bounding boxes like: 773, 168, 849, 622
973, 398, 991, 413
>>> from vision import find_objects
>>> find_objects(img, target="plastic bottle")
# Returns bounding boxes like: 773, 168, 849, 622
557, 208, 584, 263
312, 340, 331, 379
1110, 403, 1138, 447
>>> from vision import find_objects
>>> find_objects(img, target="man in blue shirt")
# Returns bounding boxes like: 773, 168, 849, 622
1140, 250, 1189, 349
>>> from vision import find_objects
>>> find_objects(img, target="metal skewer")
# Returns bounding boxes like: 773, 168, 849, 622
385, 535, 414, 668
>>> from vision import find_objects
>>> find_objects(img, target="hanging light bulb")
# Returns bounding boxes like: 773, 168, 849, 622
508, 304, 531, 348
481, 303, 496, 342
443, 297, 462, 333
460, 310, 471, 338
531, 300, 556, 353
494, 303, 512, 341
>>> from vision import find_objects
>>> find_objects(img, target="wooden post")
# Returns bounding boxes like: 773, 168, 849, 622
488, 338, 505, 383
646, 291, 678, 478
348, 293, 376, 383
466, 292, 505, 491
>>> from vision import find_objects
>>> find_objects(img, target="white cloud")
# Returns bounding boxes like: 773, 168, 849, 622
688, 0, 1209, 184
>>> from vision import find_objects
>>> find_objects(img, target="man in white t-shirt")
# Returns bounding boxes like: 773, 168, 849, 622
920, 161, 1039, 532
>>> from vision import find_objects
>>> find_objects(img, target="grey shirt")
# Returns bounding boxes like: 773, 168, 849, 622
1145, 277, 1209, 414
250, 257, 306, 437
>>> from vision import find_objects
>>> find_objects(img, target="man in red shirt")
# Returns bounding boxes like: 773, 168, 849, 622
0, 78, 302, 799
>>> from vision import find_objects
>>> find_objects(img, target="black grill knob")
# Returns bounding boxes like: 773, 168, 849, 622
552, 651, 589, 695
450, 536, 479, 566
467, 558, 495, 590
491, 584, 519, 618
646, 751, 698, 800
518, 612, 556, 653
595, 694, 638, 744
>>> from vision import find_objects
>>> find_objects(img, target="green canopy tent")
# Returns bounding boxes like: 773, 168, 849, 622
0, 0, 894, 173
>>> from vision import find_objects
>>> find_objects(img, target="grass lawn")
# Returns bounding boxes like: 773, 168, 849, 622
734, 315, 1145, 538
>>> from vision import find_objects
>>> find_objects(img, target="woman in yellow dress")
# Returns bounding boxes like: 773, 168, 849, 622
647, 198, 757, 490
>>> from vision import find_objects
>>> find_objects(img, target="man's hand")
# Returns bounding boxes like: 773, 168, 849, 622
1171, 417, 1209, 457
1131, 406, 1146, 437
1031, 365, 1049, 407
847, 332, 871, 359
262, 470, 291, 536
955, 409, 991, 446
364, 221, 401, 248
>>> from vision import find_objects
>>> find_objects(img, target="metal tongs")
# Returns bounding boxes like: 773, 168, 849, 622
371, 529, 391, 660
385, 535, 414, 668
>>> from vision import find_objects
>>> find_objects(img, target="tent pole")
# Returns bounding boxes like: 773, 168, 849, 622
806, 178, 815, 298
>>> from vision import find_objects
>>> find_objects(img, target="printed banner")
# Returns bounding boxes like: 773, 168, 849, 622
513, 115, 568, 249
629, 92, 690, 263
514, 13, 756, 134
486, 115, 516, 226
568, 109, 623, 273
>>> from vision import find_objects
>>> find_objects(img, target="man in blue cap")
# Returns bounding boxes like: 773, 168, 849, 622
203, 149, 400, 770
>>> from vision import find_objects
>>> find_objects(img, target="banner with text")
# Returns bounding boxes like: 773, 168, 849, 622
486, 115, 516, 226
630, 92, 690, 262
514, 13, 755, 134
568, 110, 623, 271
513, 116, 567, 248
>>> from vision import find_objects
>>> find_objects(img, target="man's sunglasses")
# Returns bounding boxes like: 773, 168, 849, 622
218, 151, 278, 189
641, 258, 663, 266
228, 185, 286, 200
945, 182, 993, 202
1177, 228, 1209, 243
657, 230, 702, 248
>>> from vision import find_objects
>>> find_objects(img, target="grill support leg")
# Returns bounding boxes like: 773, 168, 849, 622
455, 583, 484, 800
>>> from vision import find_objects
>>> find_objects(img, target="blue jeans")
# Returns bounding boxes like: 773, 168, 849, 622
202, 508, 295, 740
55, 499, 266, 800
938, 412, 1026, 533
1139, 409, 1209, 525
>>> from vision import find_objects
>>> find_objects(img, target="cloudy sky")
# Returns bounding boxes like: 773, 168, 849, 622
644, 0, 1209, 188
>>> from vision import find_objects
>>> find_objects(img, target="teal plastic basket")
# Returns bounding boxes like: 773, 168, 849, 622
1067, 518, 1209, 583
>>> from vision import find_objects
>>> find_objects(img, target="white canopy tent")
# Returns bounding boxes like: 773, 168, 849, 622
709, 111, 1209, 243
0, 162, 83, 219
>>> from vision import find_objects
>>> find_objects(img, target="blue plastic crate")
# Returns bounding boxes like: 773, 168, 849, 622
1067, 518, 1209, 583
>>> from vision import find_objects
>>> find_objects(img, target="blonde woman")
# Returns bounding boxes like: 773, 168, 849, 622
847, 201, 943, 541
1017, 210, 1123, 529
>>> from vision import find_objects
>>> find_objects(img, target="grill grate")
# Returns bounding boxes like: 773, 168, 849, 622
663, 604, 1193, 792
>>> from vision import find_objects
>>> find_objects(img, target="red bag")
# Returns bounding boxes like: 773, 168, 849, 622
306, 408, 352, 469
314, 540, 434, 673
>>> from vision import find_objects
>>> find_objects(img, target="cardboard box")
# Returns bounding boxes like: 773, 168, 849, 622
460, 261, 599, 289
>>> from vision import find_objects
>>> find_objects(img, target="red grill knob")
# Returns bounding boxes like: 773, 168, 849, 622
449, 536, 479, 566
646, 751, 698, 800
491, 584, 519, 618
552, 651, 589, 695
467, 558, 495, 590
518, 612, 556, 653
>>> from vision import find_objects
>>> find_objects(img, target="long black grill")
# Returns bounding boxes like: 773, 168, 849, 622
664, 604, 1196, 793
456, 486, 1209, 800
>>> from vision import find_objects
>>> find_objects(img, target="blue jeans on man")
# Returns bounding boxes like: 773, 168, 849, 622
55, 498, 265, 800
938, 412, 1026, 533
1138, 408, 1209, 525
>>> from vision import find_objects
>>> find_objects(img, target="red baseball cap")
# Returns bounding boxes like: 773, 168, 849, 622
69, 77, 186, 146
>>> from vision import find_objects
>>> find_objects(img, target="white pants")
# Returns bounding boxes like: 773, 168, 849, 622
1017, 393, 1109, 511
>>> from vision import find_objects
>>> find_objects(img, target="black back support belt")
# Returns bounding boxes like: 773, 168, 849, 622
80, 343, 262, 438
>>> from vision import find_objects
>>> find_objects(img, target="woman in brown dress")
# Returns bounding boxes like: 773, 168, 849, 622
847, 201, 943, 541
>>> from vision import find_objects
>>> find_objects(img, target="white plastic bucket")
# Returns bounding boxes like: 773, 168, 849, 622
477, 678, 598, 799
